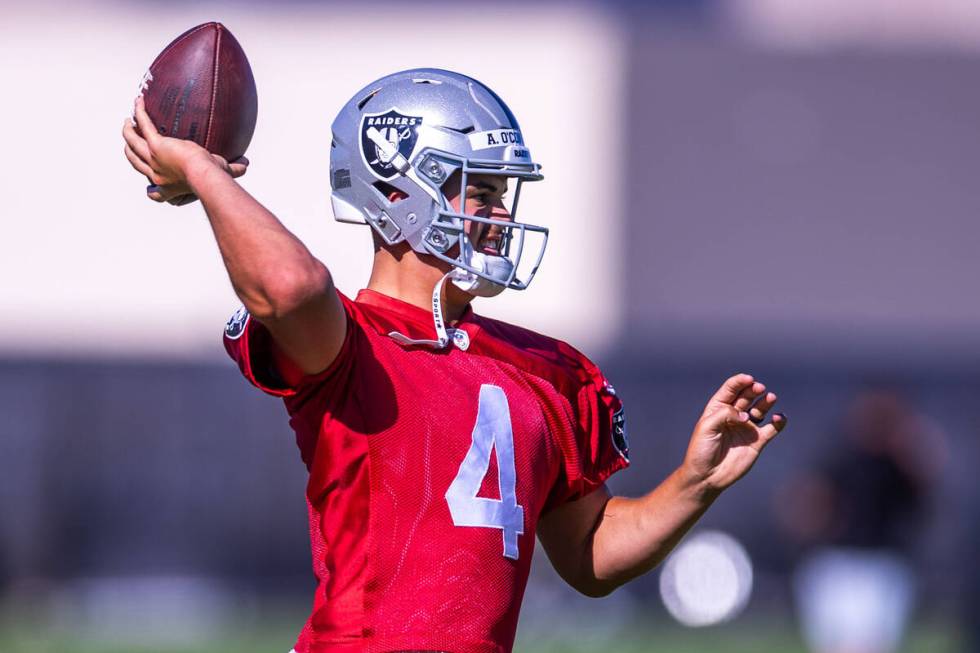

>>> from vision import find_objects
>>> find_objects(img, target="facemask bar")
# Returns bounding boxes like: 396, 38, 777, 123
426, 211, 548, 289
415, 151, 549, 290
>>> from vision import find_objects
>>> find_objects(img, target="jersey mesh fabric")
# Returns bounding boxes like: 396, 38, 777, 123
223, 289, 629, 653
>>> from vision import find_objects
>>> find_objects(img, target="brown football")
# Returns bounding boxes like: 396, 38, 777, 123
140, 22, 257, 161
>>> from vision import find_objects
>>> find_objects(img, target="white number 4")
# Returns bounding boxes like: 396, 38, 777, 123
445, 384, 525, 560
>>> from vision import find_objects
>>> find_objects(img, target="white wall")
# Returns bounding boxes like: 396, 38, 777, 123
0, 1, 625, 359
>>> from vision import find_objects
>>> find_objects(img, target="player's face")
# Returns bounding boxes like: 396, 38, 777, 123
444, 173, 513, 256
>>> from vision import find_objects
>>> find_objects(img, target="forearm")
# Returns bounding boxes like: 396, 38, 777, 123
588, 467, 719, 594
185, 158, 330, 318
540, 375, 784, 598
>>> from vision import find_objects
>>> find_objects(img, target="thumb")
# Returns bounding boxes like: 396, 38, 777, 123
228, 155, 249, 178
210, 153, 230, 170
210, 154, 248, 179
701, 405, 751, 432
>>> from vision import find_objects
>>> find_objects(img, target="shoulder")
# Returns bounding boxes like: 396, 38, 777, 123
476, 315, 630, 477
472, 314, 606, 393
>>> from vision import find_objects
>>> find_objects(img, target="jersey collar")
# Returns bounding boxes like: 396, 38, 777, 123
355, 288, 481, 349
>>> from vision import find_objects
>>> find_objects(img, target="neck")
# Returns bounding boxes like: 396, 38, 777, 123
367, 243, 473, 323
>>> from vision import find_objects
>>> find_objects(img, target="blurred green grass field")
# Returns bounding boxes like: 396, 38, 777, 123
0, 613, 960, 653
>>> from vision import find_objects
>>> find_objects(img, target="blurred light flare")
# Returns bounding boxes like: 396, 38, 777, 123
659, 530, 754, 627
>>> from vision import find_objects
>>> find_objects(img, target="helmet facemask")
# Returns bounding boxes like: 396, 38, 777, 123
412, 150, 548, 297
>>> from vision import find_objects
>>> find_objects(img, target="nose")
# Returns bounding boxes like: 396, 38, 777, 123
489, 199, 512, 222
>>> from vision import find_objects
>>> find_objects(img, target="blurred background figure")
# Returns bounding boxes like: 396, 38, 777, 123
777, 387, 947, 653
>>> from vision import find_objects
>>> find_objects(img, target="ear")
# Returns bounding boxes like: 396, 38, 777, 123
372, 180, 409, 203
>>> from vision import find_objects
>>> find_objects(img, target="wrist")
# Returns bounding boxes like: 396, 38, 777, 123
674, 464, 723, 505
183, 151, 223, 193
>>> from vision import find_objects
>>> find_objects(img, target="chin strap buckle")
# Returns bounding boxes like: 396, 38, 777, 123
387, 272, 469, 351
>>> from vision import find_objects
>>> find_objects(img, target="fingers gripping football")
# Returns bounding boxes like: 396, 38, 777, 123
122, 97, 248, 204
123, 143, 153, 179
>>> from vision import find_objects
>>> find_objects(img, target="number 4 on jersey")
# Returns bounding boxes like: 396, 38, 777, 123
445, 384, 525, 560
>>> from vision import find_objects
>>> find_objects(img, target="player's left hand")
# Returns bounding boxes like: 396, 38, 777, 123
681, 373, 787, 494
122, 96, 248, 205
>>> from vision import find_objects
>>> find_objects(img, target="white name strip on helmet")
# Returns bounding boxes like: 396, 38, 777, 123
468, 129, 525, 151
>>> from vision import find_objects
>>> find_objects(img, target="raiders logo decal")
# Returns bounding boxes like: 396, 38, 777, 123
612, 406, 629, 462
360, 108, 423, 180
224, 306, 250, 340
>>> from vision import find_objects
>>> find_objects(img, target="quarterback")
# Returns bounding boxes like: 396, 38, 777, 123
122, 68, 787, 653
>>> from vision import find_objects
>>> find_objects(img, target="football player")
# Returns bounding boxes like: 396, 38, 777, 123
122, 68, 787, 653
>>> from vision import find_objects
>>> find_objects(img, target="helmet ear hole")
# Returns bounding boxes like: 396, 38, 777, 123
373, 181, 408, 203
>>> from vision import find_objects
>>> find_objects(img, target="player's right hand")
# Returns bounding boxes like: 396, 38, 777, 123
122, 96, 248, 204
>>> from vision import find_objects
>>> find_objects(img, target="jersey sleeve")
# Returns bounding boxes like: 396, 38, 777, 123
221, 293, 358, 397
546, 352, 630, 509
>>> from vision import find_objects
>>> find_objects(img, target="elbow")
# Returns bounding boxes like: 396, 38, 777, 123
242, 261, 332, 321
566, 564, 622, 598
573, 577, 619, 599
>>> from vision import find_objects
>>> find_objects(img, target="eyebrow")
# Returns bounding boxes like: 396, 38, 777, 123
467, 180, 506, 194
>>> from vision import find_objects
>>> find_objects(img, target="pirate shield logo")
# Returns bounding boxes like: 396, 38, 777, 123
224, 305, 250, 340
612, 406, 629, 462
359, 108, 423, 180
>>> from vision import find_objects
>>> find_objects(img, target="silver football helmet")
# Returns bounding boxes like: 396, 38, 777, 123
330, 68, 548, 297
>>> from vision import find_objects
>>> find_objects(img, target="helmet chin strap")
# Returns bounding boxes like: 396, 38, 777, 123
386, 249, 512, 350
388, 271, 462, 350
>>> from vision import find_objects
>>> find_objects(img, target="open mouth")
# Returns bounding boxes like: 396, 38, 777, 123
473, 222, 506, 256
477, 233, 503, 255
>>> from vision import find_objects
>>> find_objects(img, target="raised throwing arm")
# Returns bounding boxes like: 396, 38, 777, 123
122, 97, 346, 376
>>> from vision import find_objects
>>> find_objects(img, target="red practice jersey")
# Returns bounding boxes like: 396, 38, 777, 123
223, 289, 629, 653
